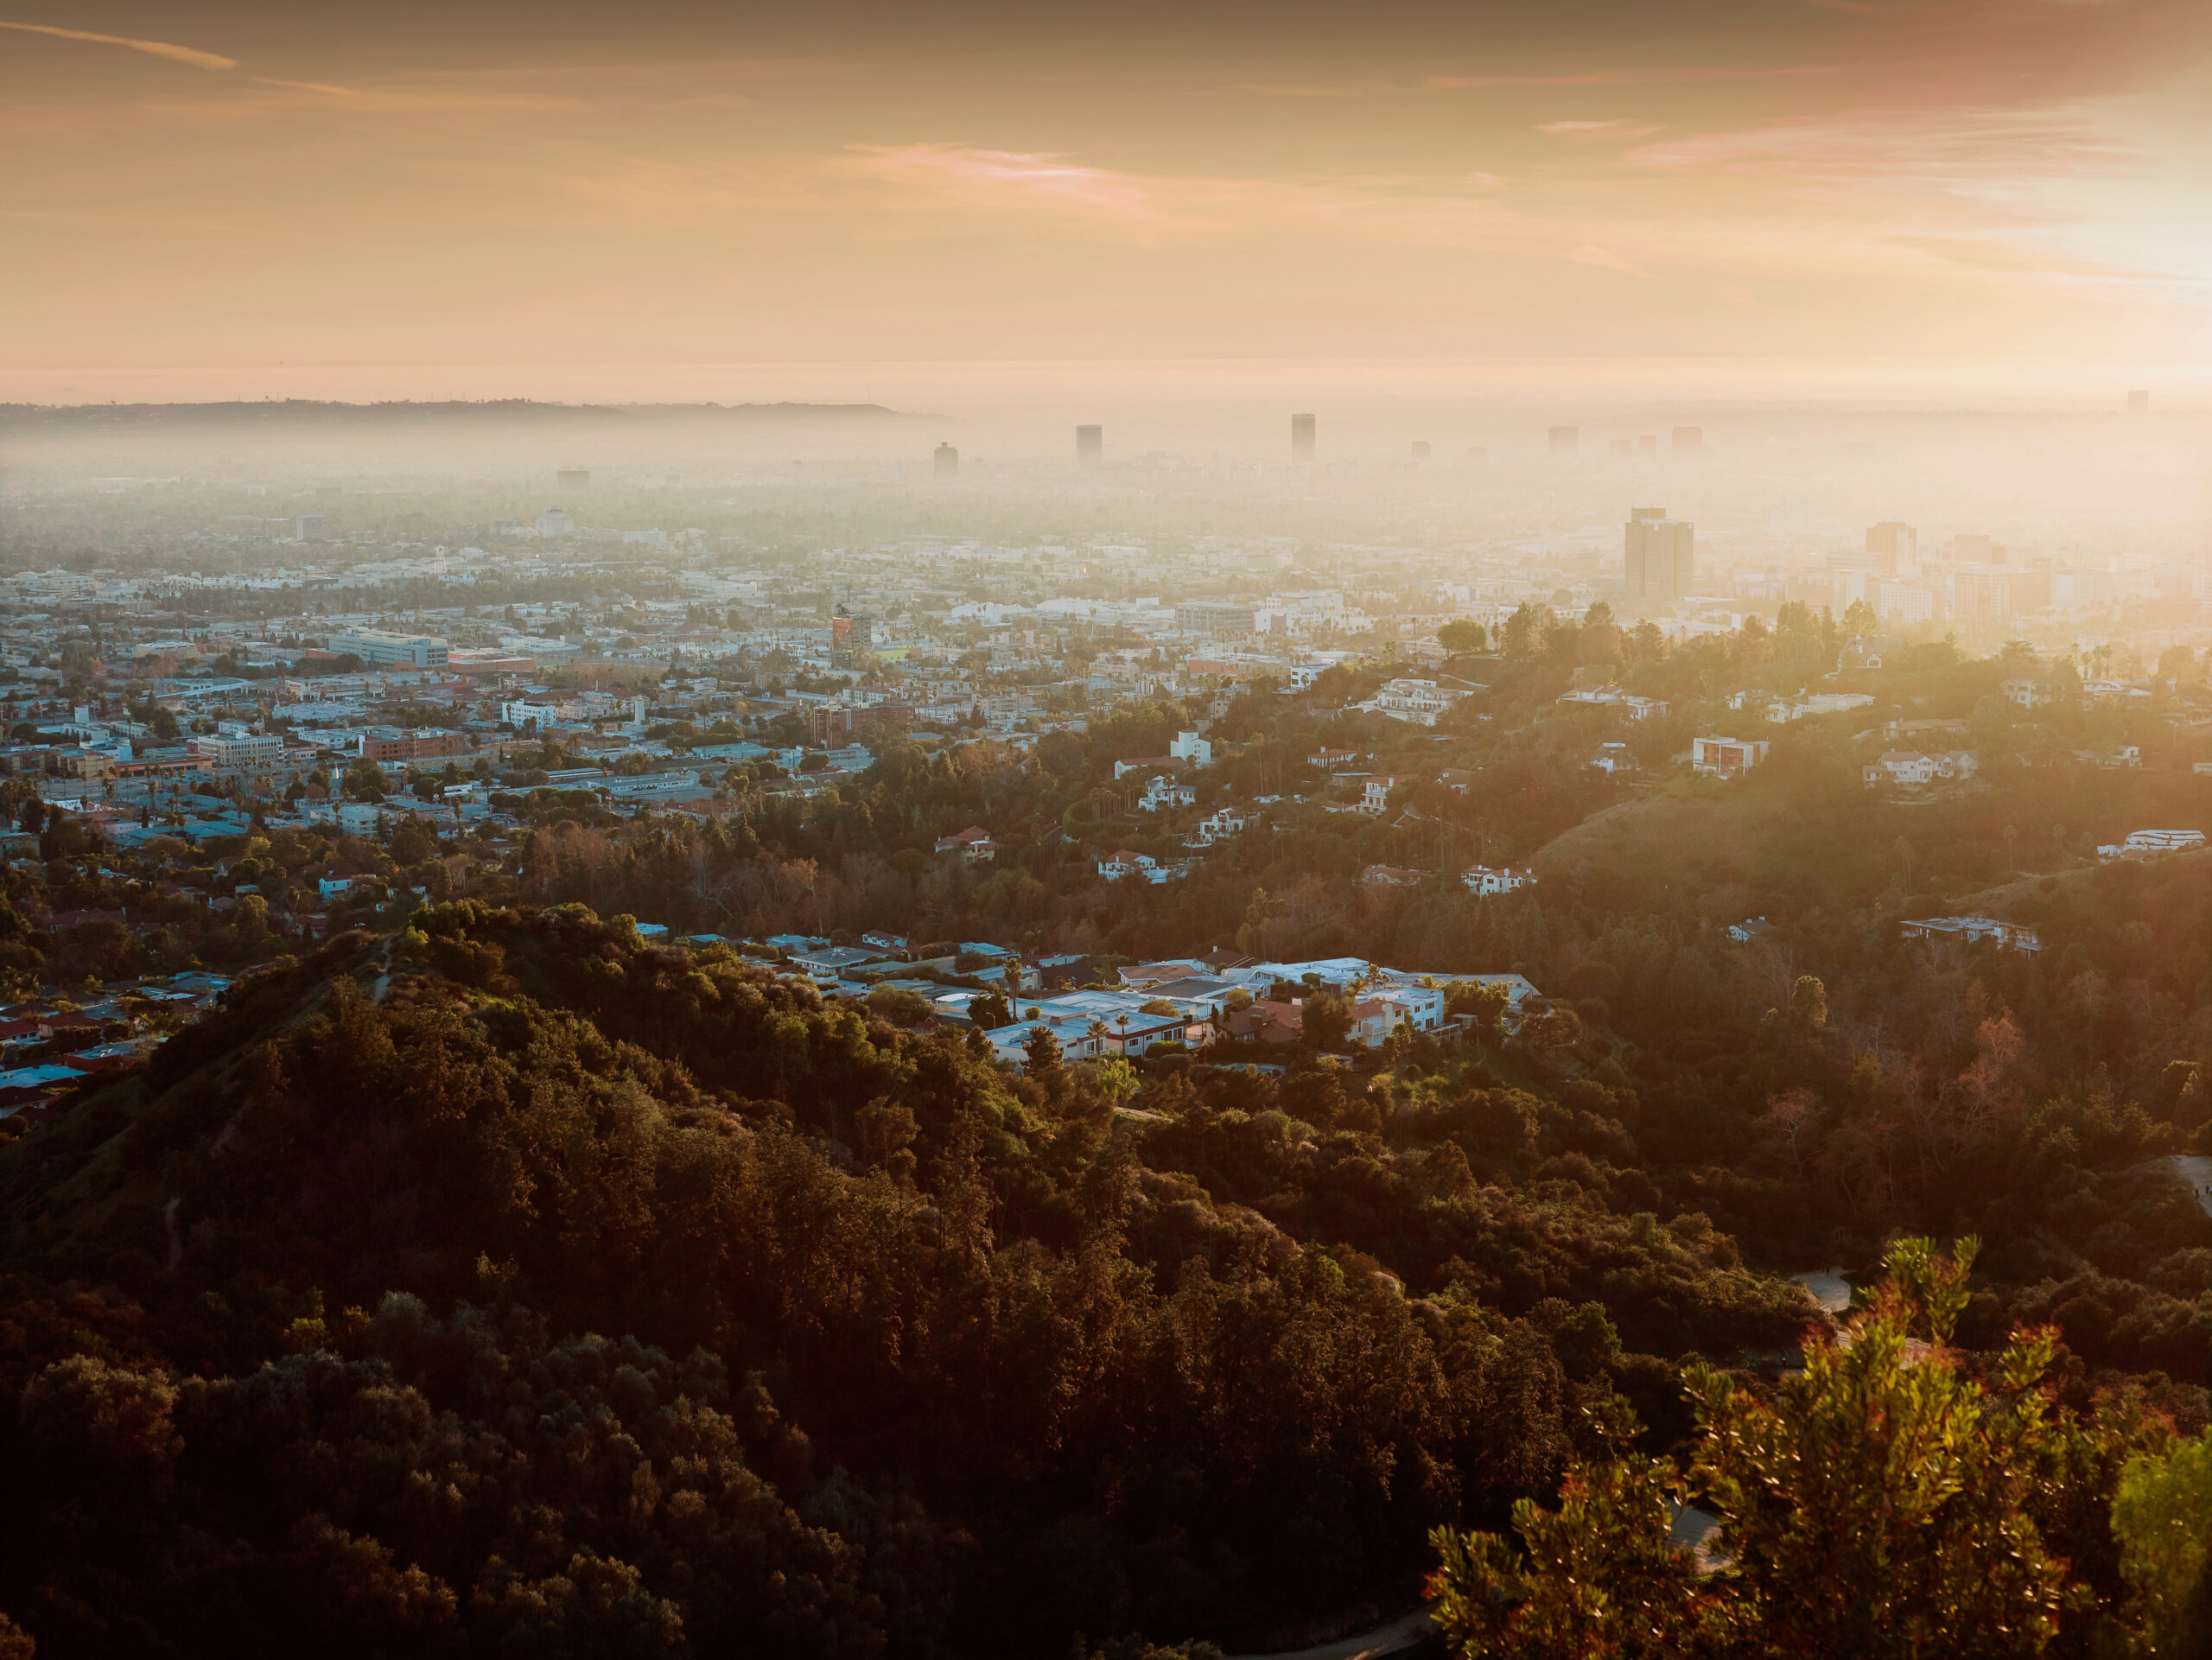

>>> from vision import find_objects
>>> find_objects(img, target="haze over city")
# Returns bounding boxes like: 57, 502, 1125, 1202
3, 4, 2212, 1660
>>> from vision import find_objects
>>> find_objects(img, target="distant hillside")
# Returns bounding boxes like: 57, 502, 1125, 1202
0, 398, 924, 434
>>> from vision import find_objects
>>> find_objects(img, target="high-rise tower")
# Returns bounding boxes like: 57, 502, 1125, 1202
1623, 507, 1695, 610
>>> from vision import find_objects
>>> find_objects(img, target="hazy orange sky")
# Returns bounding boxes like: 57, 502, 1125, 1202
4, 0, 2209, 402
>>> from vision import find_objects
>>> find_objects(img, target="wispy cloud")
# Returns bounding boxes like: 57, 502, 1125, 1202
0, 19, 234, 72
1219, 80, 1392, 99
1539, 119, 1667, 137
1569, 243, 1649, 277
1429, 64, 1846, 89
852, 145, 1161, 217
251, 76, 358, 98
1628, 108, 2129, 181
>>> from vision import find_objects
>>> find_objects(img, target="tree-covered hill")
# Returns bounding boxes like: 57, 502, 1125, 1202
0, 905, 1812, 1659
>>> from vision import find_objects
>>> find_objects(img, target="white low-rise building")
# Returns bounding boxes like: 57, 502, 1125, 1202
1098, 849, 1180, 883
1168, 729, 1214, 766
1361, 678, 1466, 728
2098, 829, 2207, 860
1692, 735, 1769, 778
1864, 749, 1978, 790
1560, 685, 1668, 721
188, 733, 284, 767
1463, 864, 1536, 896
1899, 915, 2041, 951
1766, 691, 1875, 724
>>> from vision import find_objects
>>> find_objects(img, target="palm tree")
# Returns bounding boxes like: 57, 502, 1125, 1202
1086, 1017, 1109, 1058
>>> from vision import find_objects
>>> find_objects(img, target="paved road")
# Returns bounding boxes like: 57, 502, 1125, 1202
1791, 1269, 1853, 1314
2171, 1154, 2212, 1218
1229, 1608, 1436, 1660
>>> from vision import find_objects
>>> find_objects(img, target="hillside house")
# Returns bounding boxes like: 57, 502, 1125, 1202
1864, 750, 1977, 790
1227, 999, 1305, 1045
1692, 735, 1769, 779
1362, 864, 1423, 887
2002, 677, 2063, 709
1462, 864, 1536, 896
1362, 678, 1465, 727
1098, 849, 1177, 883
1899, 915, 2041, 951
1351, 983, 1446, 1045
1187, 805, 1254, 846
1559, 685, 1668, 721
1361, 776, 1415, 815
933, 825, 1000, 862
1138, 774, 1195, 812
2098, 829, 2207, 860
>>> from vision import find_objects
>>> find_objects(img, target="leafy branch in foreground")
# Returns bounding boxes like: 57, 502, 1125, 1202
1428, 1236, 2212, 1658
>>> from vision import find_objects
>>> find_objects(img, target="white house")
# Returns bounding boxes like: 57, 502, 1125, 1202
1138, 774, 1196, 812
1588, 743, 1639, 776
1361, 775, 1415, 815
1362, 678, 1466, 728
1864, 749, 1977, 790
1463, 864, 1536, 896
1187, 805, 1255, 846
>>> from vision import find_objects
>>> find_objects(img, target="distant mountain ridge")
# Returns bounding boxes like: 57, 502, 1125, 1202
0, 398, 923, 431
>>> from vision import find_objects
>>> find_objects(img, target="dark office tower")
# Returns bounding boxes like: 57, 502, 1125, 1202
1076, 424, 1103, 467
1623, 507, 1694, 610
1292, 412, 1316, 461
2127, 390, 2149, 415
1639, 434, 1658, 456
1411, 441, 1431, 460
1866, 520, 1917, 575
831, 607, 875, 665
1610, 439, 1633, 460
1548, 426, 1579, 455
934, 442, 958, 480
1672, 426, 1705, 456
557, 468, 590, 491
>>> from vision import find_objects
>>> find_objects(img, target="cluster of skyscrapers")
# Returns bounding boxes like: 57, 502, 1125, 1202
920, 413, 1730, 473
